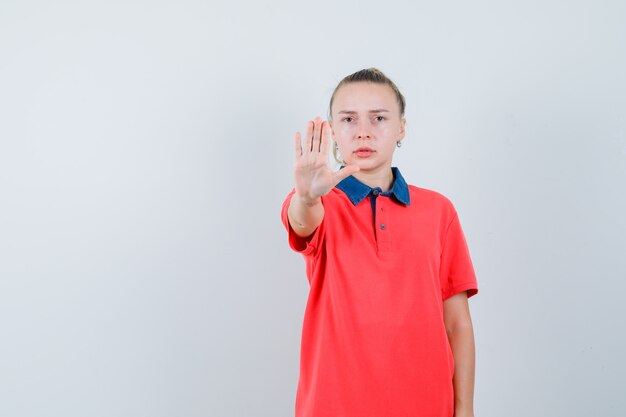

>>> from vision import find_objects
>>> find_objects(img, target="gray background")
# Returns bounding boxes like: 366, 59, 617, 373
1, 0, 625, 416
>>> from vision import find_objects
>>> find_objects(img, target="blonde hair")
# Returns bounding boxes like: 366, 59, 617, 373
328, 68, 406, 165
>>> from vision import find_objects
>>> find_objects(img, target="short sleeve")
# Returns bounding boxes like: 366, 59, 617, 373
439, 212, 478, 301
280, 188, 325, 257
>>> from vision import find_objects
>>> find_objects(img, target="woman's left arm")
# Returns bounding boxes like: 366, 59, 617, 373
443, 291, 476, 417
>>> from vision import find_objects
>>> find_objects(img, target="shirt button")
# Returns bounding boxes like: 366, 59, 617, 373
380, 223, 386, 230
372, 189, 380, 196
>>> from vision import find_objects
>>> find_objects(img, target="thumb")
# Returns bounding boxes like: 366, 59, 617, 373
332, 164, 360, 185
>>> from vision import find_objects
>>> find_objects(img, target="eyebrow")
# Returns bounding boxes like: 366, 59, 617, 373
338, 109, 390, 114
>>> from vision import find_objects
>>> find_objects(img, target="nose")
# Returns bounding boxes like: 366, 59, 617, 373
356, 120, 372, 139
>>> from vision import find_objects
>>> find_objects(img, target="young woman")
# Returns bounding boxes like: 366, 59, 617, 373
281, 68, 478, 417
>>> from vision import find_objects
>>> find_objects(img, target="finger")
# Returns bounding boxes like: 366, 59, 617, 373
320, 121, 331, 156
312, 117, 321, 153
303, 120, 313, 154
332, 163, 360, 185
294, 132, 302, 158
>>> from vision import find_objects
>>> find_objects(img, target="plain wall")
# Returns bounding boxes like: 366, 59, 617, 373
1, 0, 625, 416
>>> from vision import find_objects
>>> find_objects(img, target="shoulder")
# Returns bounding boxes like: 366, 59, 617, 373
407, 184, 457, 214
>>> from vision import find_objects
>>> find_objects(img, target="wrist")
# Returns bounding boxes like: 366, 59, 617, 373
295, 192, 321, 207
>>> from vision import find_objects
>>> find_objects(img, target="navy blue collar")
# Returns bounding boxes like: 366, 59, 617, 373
335, 166, 410, 206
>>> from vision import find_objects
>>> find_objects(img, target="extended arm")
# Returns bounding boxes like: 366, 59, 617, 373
443, 291, 476, 417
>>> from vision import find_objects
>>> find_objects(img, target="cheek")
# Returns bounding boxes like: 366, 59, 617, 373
333, 125, 353, 141
376, 122, 397, 134
378, 124, 402, 139
335, 123, 354, 134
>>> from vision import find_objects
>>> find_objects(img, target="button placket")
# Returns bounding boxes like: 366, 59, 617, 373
376, 197, 392, 252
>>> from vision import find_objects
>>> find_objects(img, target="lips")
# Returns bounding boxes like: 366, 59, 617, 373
354, 147, 375, 158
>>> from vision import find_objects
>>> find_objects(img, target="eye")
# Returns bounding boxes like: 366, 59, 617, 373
374, 115, 385, 122
342, 117, 353, 123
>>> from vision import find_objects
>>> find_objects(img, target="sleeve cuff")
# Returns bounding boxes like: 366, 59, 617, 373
442, 281, 479, 301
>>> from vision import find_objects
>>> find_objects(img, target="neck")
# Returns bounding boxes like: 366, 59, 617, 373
352, 165, 394, 192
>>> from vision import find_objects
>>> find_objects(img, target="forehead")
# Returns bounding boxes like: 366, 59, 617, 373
332, 82, 399, 113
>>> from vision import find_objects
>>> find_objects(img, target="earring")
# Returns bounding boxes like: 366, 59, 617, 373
396, 141, 402, 148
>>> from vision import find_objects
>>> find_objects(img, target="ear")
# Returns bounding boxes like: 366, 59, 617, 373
398, 118, 406, 140
329, 120, 335, 139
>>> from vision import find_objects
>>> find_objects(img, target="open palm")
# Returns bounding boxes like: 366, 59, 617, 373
293, 117, 359, 202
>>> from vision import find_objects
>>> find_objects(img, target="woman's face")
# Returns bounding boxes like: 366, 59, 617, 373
330, 82, 405, 173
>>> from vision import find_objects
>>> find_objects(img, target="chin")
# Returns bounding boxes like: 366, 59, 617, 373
349, 158, 380, 170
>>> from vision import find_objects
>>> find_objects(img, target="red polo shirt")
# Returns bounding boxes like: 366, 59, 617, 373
281, 167, 478, 417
